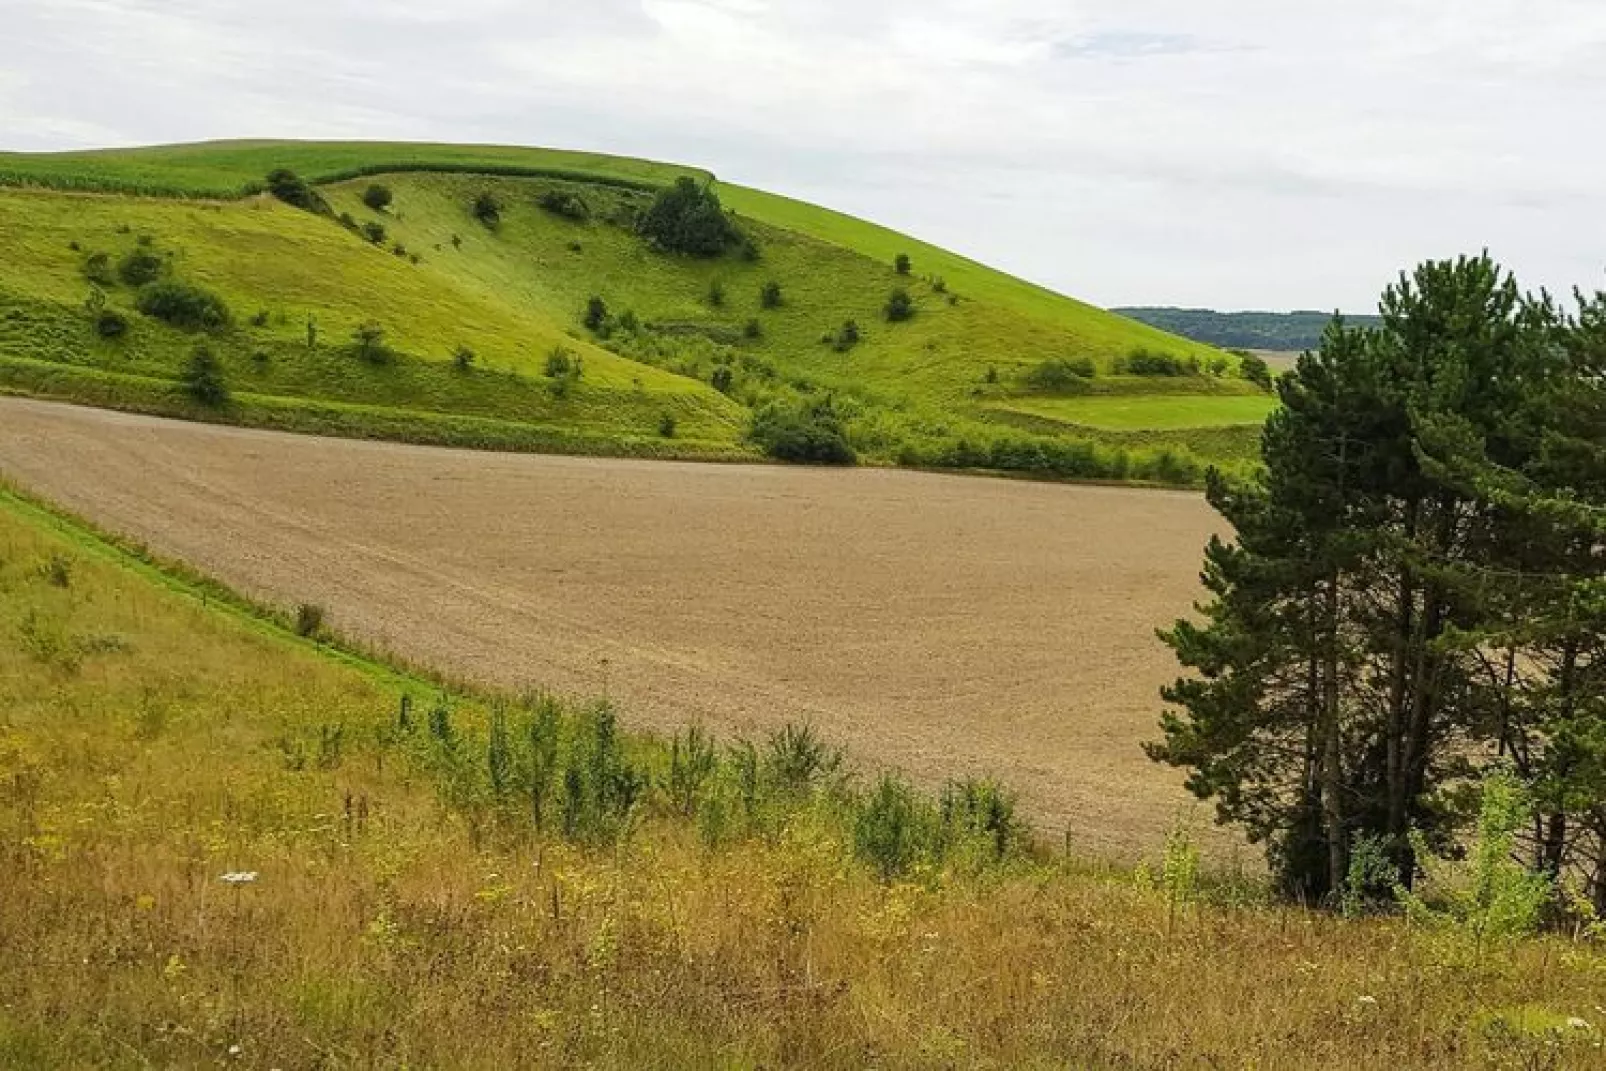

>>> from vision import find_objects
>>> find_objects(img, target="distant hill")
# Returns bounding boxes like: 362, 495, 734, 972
1113, 307, 1382, 353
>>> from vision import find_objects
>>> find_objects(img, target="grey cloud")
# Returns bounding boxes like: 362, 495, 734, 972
2, 0, 1602, 310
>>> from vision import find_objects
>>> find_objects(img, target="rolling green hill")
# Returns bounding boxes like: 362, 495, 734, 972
0, 140, 1273, 483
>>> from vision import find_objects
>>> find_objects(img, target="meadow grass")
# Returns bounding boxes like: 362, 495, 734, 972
2, 487, 1605, 1068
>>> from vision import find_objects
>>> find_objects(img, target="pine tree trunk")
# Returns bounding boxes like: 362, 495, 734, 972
1321, 572, 1346, 898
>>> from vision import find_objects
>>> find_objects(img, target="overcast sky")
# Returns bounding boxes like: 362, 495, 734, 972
3, 1, 1602, 311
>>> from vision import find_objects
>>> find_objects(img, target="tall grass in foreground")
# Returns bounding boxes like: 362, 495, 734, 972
2, 491, 1606, 1067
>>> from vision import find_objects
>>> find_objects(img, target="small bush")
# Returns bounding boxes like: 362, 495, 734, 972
352, 322, 389, 364
249, 309, 270, 327
116, 248, 164, 287
583, 296, 608, 332
764, 723, 842, 794
749, 398, 855, 465
264, 168, 328, 214
1024, 357, 1096, 392
472, 191, 502, 227
1239, 352, 1274, 390
337, 211, 357, 231
544, 347, 575, 379
743, 318, 762, 341
706, 279, 726, 308
760, 280, 783, 309
293, 602, 325, 639
710, 365, 734, 393
390, 242, 408, 258
637, 176, 740, 257
94, 309, 129, 339
657, 412, 677, 438
538, 189, 590, 221
833, 320, 861, 352
181, 344, 229, 406
361, 183, 393, 212
452, 344, 475, 371
361, 220, 386, 245
135, 280, 230, 331
894, 253, 912, 275
931, 276, 948, 294
42, 553, 72, 588
939, 778, 1024, 861
885, 288, 915, 323
855, 774, 936, 880
1117, 348, 1196, 376
82, 251, 114, 287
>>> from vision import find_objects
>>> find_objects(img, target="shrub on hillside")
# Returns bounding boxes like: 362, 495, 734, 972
116, 248, 164, 287
885, 288, 915, 323
293, 602, 325, 639
833, 319, 861, 352
82, 251, 114, 287
1239, 352, 1274, 390
1024, 357, 1096, 392
135, 280, 230, 331
637, 177, 740, 258
544, 347, 577, 379
361, 220, 387, 245
452, 344, 475, 371
760, 280, 783, 309
362, 183, 393, 212
583, 296, 608, 332
352, 321, 389, 364
265, 168, 329, 215
1115, 348, 1197, 376
894, 253, 911, 275
657, 411, 677, 438
710, 364, 734, 393
743, 318, 762, 340
94, 308, 129, 339
181, 344, 228, 406
538, 189, 590, 221
748, 398, 855, 465
472, 191, 502, 228
855, 774, 937, 880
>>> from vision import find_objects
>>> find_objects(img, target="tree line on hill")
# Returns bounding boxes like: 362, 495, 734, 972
1116, 306, 1385, 352
1151, 254, 1606, 917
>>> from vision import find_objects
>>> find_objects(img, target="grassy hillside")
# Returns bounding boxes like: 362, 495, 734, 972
4, 486, 1605, 1067
0, 140, 1275, 483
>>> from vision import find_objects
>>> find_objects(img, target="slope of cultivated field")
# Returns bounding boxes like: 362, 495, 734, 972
0, 397, 1222, 853
0, 139, 1274, 482
6, 454, 1602, 1067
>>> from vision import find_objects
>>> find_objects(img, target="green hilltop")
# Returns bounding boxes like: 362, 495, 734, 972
0, 140, 1273, 483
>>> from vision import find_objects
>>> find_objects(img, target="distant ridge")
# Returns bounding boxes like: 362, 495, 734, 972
1114, 306, 1383, 352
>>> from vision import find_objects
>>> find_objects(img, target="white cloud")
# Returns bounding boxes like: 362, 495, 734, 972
1, 0, 1601, 309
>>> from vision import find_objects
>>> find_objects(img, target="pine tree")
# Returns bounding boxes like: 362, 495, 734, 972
1151, 255, 1583, 902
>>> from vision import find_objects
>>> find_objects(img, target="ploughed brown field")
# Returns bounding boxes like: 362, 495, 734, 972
0, 398, 1226, 857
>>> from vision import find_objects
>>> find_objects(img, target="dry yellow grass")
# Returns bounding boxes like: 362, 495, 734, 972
4, 482, 1606, 1068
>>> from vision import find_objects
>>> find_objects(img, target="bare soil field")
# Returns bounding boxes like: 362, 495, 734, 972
0, 398, 1226, 857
